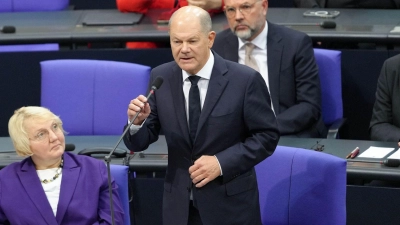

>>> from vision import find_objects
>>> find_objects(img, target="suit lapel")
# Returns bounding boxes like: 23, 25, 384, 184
196, 53, 229, 142
169, 64, 192, 146
18, 158, 58, 225
224, 32, 239, 62
267, 22, 283, 114
55, 153, 81, 224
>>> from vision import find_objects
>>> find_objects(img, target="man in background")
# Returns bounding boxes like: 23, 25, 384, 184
213, 0, 326, 138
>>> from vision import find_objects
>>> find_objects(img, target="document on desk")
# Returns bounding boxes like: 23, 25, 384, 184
387, 149, 400, 159
390, 26, 400, 33
357, 146, 394, 158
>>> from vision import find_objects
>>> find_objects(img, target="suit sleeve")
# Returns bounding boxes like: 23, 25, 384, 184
369, 59, 400, 141
0, 176, 8, 225
215, 71, 280, 184
96, 162, 125, 225
275, 34, 322, 135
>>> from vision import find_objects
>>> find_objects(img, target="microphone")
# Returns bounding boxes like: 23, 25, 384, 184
65, 144, 75, 152
279, 21, 336, 29
104, 76, 164, 225
348, 158, 400, 167
1, 26, 16, 34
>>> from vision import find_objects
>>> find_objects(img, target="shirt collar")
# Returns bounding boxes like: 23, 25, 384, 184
182, 50, 214, 81
238, 22, 268, 50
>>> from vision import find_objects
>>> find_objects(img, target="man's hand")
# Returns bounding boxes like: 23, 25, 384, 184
189, 155, 221, 188
187, 0, 222, 11
127, 95, 151, 125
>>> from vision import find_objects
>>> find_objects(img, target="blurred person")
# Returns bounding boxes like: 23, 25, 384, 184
370, 54, 400, 141
0, 106, 124, 225
116, 0, 224, 49
124, 6, 279, 225
213, 0, 326, 138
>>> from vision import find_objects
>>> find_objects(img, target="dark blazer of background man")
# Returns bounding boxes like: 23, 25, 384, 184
124, 6, 279, 225
294, 0, 400, 8
213, 0, 325, 138
370, 54, 400, 141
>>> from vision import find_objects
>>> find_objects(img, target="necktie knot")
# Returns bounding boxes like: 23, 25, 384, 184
245, 42, 256, 55
188, 75, 201, 85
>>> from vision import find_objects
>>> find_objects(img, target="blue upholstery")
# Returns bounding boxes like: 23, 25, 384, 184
0, 0, 68, 12
314, 49, 344, 138
40, 59, 151, 135
110, 164, 131, 225
0, 44, 59, 52
256, 146, 346, 225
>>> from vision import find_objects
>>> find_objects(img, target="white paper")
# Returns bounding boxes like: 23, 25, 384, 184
357, 146, 394, 158
387, 149, 400, 159
390, 26, 400, 33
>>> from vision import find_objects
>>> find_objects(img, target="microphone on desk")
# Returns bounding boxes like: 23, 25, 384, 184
348, 158, 400, 167
279, 21, 336, 29
0, 26, 16, 34
104, 76, 164, 225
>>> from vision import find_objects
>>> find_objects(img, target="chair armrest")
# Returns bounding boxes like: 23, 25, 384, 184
326, 118, 347, 139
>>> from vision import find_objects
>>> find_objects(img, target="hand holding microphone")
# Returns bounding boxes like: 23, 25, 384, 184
127, 76, 164, 125
128, 95, 151, 125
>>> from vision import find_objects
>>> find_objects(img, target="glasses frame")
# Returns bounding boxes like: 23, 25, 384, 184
224, 1, 262, 18
29, 122, 62, 142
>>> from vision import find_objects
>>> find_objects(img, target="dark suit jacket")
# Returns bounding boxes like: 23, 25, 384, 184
0, 152, 124, 225
124, 52, 279, 225
369, 54, 400, 141
294, 0, 400, 8
212, 22, 326, 138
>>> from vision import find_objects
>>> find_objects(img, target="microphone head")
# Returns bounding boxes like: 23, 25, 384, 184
383, 159, 400, 167
65, 143, 76, 151
2, 26, 16, 34
151, 77, 164, 90
320, 21, 336, 29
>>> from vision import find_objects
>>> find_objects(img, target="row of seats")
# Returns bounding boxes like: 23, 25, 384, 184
39, 48, 343, 137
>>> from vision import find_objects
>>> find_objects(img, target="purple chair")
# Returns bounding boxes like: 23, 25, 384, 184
256, 146, 346, 225
110, 165, 131, 225
0, 0, 69, 12
314, 49, 344, 139
40, 59, 151, 135
0, 44, 59, 52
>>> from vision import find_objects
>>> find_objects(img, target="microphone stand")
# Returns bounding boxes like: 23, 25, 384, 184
104, 84, 160, 225
105, 108, 142, 225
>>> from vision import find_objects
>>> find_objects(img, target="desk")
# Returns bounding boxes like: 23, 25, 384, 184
1, 135, 400, 225
0, 8, 400, 45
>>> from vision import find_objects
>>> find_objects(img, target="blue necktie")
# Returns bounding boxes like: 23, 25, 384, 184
188, 75, 201, 143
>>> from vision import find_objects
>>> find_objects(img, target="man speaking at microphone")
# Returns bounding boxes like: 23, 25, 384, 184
123, 5, 279, 225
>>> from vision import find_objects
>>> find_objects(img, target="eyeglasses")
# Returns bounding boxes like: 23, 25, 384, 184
29, 122, 62, 142
224, 1, 261, 18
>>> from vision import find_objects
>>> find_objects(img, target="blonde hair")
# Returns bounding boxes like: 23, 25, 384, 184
8, 106, 65, 156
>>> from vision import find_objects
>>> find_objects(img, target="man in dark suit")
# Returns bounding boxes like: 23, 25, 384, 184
123, 5, 279, 225
213, 0, 326, 138
370, 54, 400, 141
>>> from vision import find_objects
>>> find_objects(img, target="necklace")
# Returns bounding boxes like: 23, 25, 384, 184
41, 159, 63, 184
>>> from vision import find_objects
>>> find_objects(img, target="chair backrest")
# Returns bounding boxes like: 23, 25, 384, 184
0, 0, 69, 12
0, 44, 59, 52
256, 145, 346, 225
313, 49, 343, 126
40, 59, 151, 135
110, 164, 131, 225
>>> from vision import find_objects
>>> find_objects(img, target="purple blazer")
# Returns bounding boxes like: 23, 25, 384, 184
0, 152, 124, 225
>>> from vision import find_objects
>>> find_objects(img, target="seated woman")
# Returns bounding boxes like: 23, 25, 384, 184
0, 106, 124, 225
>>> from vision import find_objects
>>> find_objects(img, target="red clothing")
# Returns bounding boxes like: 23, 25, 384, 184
116, 0, 222, 48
